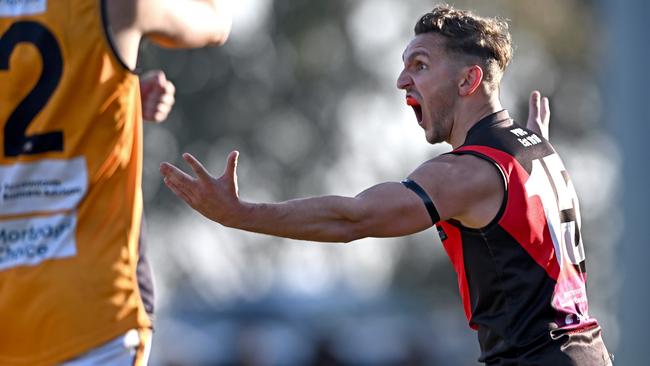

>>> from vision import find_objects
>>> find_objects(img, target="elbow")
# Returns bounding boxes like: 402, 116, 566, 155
335, 201, 373, 243
207, 0, 232, 47
339, 222, 371, 244
208, 17, 232, 46
340, 234, 358, 244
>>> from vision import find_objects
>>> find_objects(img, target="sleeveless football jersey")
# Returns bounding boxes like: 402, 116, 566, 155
0, 0, 151, 364
437, 110, 609, 364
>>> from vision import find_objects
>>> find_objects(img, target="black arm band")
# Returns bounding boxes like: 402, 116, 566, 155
401, 179, 440, 224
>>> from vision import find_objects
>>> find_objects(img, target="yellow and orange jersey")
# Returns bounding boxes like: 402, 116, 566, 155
0, 0, 150, 364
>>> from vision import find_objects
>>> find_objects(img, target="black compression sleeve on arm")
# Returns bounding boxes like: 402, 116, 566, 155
401, 179, 441, 224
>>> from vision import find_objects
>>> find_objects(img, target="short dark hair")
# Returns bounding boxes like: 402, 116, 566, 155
415, 5, 513, 88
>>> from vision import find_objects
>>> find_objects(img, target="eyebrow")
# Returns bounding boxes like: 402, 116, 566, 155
402, 49, 430, 63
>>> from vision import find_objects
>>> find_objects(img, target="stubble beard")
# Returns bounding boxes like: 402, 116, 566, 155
425, 96, 455, 145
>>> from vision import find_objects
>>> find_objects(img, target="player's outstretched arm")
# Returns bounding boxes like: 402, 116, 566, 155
160, 152, 437, 242
159, 151, 503, 242
526, 90, 550, 140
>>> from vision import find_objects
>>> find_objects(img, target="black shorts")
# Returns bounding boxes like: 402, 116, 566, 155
484, 325, 612, 366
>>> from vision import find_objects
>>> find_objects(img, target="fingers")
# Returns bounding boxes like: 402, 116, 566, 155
140, 70, 176, 123
142, 70, 167, 86
225, 151, 240, 197
224, 150, 239, 178
541, 96, 550, 125
182, 153, 212, 181
163, 176, 193, 204
139, 71, 156, 95
156, 82, 176, 121
160, 161, 195, 186
160, 162, 197, 204
526, 90, 551, 140
143, 91, 175, 122
538, 96, 550, 140
528, 90, 541, 124
140, 70, 165, 92
161, 152, 238, 192
163, 77, 176, 95
153, 70, 167, 87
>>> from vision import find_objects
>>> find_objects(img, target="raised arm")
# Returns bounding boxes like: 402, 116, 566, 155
159, 151, 504, 243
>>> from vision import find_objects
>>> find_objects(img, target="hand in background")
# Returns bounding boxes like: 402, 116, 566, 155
526, 90, 550, 140
140, 70, 176, 123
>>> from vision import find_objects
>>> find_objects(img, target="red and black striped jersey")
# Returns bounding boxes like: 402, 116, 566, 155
436, 110, 609, 364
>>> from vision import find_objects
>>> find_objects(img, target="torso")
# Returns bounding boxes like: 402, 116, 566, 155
436, 110, 608, 364
0, 1, 150, 363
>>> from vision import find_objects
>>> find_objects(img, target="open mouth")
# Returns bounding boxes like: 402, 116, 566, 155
406, 96, 423, 125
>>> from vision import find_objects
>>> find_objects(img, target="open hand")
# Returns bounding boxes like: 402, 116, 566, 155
526, 90, 550, 140
160, 151, 240, 224
140, 70, 176, 123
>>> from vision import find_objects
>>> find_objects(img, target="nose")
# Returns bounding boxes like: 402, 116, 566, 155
396, 68, 412, 90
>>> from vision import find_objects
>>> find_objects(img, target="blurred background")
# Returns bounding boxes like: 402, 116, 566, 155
137, 0, 647, 364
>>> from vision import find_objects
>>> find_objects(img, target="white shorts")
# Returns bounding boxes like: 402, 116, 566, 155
60, 328, 152, 366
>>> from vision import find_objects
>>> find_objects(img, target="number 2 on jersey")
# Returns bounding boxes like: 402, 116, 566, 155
0, 21, 63, 157
525, 153, 586, 273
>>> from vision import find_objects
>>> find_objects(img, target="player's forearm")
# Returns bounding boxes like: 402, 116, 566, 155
222, 196, 366, 243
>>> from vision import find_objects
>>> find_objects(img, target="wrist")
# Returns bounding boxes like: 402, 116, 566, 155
220, 199, 249, 228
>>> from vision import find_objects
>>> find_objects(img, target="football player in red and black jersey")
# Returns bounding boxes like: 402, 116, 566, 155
160, 5, 611, 365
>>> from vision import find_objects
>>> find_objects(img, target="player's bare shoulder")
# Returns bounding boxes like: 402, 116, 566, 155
410, 153, 504, 227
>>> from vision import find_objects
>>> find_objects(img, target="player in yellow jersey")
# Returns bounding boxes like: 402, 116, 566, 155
0, 0, 231, 365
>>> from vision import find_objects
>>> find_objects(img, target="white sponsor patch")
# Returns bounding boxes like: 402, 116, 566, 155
0, 157, 87, 216
0, 0, 46, 17
0, 212, 76, 271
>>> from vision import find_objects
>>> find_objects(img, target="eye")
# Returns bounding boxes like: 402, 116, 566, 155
415, 61, 428, 71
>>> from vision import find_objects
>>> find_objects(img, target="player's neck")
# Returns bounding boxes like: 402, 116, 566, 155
448, 93, 502, 149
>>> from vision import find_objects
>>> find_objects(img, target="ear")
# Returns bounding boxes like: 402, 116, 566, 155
458, 65, 483, 96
